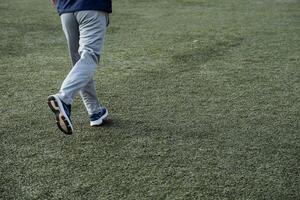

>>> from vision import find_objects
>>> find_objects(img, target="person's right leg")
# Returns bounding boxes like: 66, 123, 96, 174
75, 11, 109, 126
79, 79, 102, 115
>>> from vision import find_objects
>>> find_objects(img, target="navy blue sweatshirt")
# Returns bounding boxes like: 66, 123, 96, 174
56, 0, 112, 15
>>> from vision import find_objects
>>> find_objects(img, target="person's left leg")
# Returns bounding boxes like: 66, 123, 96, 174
48, 13, 79, 134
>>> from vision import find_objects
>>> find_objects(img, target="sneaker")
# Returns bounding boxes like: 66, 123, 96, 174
90, 107, 108, 126
47, 95, 73, 134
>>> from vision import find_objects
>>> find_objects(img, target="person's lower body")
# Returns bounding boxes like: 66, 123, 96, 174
48, 10, 109, 134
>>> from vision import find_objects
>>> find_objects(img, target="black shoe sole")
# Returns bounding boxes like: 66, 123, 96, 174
47, 96, 73, 135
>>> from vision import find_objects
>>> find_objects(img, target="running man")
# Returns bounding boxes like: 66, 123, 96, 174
47, 0, 112, 134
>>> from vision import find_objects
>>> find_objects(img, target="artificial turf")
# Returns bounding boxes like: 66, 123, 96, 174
0, 0, 299, 199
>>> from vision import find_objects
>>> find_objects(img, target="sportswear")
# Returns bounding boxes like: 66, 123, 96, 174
90, 107, 108, 126
56, 0, 112, 15
47, 95, 73, 134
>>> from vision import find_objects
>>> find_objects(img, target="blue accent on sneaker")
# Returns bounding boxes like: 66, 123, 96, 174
47, 95, 73, 134
89, 107, 108, 126
90, 108, 107, 121
61, 100, 72, 119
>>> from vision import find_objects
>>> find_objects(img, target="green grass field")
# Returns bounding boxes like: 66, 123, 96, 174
1, 0, 299, 199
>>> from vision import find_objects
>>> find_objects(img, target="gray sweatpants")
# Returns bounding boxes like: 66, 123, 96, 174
57, 11, 108, 115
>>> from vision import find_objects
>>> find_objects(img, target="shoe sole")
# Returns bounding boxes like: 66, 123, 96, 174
47, 95, 73, 135
90, 110, 108, 126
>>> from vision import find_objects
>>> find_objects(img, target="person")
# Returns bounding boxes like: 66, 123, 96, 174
47, 0, 112, 134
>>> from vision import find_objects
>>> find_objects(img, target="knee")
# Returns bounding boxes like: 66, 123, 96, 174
80, 49, 100, 64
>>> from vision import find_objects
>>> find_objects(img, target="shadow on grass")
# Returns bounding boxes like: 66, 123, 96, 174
99, 118, 115, 127
89, 117, 166, 134
89, 118, 139, 130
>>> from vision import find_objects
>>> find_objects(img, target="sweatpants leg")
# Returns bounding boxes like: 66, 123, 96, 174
58, 11, 107, 115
